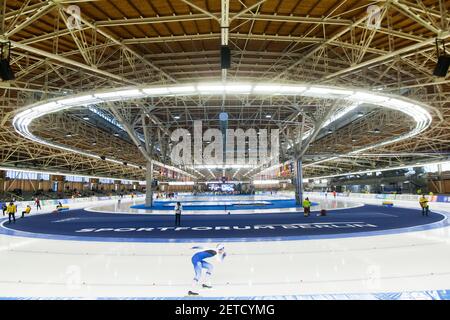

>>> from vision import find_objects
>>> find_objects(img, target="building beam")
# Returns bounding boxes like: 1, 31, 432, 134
391, 0, 441, 35
3, 0, 56, 38
0, 0, 8, 35
96, 13, 213, 27
322, 34, 450, 81
271, 13, 371, 80
122, 33, 386, 55
142, 114, 154, 207
296, 104, 340, 160
108, 104, 196, 179
230, 0, 267, 21
221, 0, 230, 80
179, 0, 220, 22
95, 13, 352, 28
294, 158, 303, 206
11, 41, 137, 84
57, 2, 177, 83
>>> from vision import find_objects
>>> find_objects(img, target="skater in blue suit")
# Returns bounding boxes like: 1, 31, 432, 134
188, 244, 226, 296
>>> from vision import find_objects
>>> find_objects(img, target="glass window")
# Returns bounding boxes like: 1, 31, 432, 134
99, 178, 114, 184
423, 165, 438, 173
5, 170, 50, 180
441, 162, 450, 172
38, 173, 50, 180
66, 175, 89, 182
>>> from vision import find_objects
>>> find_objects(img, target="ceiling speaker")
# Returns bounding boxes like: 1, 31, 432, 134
221, 45, 231, 69
0, 59, 14, 80
433, 55, 450, 77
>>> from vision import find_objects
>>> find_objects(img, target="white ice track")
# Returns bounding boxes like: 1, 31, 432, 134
1, 194, 450, 300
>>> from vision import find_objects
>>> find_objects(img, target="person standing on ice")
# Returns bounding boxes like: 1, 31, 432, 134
35, 197, 41, 210
303, 197, 312, 217
419, 194, 430, 216
188, 244, 227, 296
174, 201, 182, 226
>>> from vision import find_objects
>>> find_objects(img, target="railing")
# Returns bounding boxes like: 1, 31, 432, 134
304, 191, 450, 203
5, 192, 24, 201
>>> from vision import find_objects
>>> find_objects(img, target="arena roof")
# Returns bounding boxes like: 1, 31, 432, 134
0, 0, 449, 181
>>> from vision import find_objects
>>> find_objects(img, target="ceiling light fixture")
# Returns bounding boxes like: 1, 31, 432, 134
12, 82, 433, 181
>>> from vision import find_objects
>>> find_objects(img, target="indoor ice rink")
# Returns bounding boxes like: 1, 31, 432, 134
0, 0, 449, 301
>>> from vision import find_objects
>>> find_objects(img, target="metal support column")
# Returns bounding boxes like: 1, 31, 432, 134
221, 0, 230, 81
145, 161, 153, 207
295, 158, 303, 206
437, 164, 443, 194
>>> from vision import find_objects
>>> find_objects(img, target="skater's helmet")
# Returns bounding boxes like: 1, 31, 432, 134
216, 243, 225, 252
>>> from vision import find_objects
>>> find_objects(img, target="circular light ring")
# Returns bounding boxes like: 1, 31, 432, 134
13, 82, 433, 178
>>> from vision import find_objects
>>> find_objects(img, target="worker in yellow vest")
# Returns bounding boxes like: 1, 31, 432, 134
419, 194, 429, 216
21, 205, 31, 218
303, 197, 311, 217
7, 202, 17, 224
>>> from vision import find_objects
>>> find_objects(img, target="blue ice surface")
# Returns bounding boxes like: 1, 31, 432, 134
131, 199, 318, 211
0, 205, 447, 243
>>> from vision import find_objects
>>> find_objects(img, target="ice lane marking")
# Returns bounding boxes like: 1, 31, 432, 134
1, 271, 450, 288
5, 240, 446, 257
327, 211, 399, 218
269, 221, 366, 226
369, 212, 399, 218
52, 218, 80, 223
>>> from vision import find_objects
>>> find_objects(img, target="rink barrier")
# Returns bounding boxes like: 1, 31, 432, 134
304, 192, 450, 203
4, 192, 449, 209
3, 194, 145, 211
